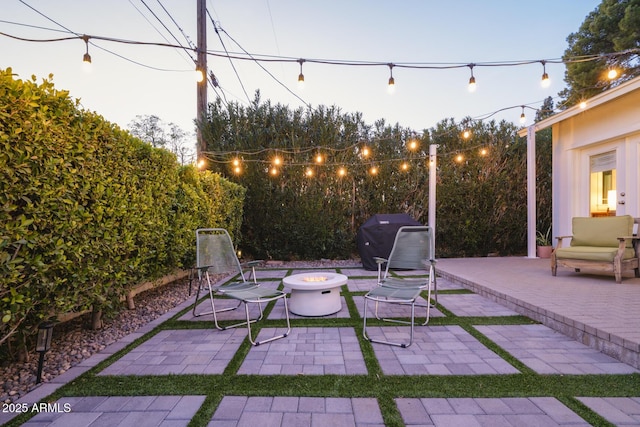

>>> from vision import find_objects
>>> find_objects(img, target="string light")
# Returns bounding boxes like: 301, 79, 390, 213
305, 167, 314, 177
607, 67, 618, 79
462, 130, 471, 139
400, 162, 410, 171
467, 64, 476, 92
361, 146, 371, 158
7, 28, 636, 89
579, 101, 587, 109
519, 106, 526, 124
297, 59, 305, 88
540, 60, 550, 88
369, 165, 378, 175
81, 35, 91, 63
232, 157, 242, 174
480, 147, 488, 156
455, 153, 464, 163
407, 138, 419, 151
337, 167, 347, 177
195, 67, 204, 83
387, 63, 395, 94
315, 153, 323, 164
272, 154, 283, 166
81, 34, 92, 72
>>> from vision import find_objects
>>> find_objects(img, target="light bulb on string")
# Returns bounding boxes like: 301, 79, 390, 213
195, 67, 204, 83
315, 153, 323, 164
467, 64, 476, 92
231, 157, 241, 174
369, 166, 378, 176
579, 101, 587, 109
361, 146, 371, 158
540, 61, 550, 88
607, 67, 618, 80
387, 63, 395, 94
455, 153, 464, 163
337, 167, 347, 177
297, 59, 305, 88
305, 167, 314, 177
519, 106, 527, 124
400, 162, 409, 171
407, 138, 418, 151
480, 147, 488, 156
462, 130, 471, 139
81, 35, 92, 72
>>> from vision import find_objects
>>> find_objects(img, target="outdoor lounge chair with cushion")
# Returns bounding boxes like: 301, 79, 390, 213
191, 228, 290, 345
362, 225, 436, 348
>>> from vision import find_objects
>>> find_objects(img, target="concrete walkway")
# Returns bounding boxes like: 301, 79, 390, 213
2, 258, 639, 427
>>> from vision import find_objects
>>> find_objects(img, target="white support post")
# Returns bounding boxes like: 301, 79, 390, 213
429, 144, 438, 252
527, 125, 537, 258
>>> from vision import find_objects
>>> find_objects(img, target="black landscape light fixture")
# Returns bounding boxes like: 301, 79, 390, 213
35, 321, 54, 384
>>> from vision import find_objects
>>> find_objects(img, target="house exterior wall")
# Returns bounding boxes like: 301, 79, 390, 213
551, 87, 640, 240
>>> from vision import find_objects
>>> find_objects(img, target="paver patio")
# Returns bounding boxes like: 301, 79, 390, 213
3, 259, 640, 427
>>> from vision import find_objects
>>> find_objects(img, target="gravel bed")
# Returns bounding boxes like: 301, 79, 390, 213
0, 259, 360, 404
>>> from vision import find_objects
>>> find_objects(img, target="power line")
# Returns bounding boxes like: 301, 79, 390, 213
206, 10, 251, 104
138, 0, 194, 61
156, 0, 196, 51
128, 0, 193, 67
212, 22, 311, 108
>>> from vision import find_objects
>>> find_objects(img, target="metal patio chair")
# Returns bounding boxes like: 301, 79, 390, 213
362, 225, 436, 348
190, 228, 290, 345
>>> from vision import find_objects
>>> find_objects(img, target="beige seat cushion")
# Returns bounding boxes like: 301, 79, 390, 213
555, 246, 636, 262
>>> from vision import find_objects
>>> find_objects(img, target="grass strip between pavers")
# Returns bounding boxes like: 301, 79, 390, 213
5, 271, 639, 427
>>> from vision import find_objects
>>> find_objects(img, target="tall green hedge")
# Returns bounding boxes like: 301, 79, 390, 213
201, 95, 542, 261
0, 69, 244, 350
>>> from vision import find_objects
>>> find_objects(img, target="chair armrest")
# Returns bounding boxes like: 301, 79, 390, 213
241, 260, 263, 268
555, 235, 572, 249
374, 257, 388, 283
240, 260, 264, 283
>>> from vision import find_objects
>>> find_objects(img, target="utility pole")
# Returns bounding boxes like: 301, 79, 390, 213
196, 0, 207, 157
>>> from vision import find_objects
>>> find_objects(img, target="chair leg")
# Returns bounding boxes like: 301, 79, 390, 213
211, 291, 264, 331
191, 276, 243, 319
363, 297, 415, 348
245, 296, 291, 346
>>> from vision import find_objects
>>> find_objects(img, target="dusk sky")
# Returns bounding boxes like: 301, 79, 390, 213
2, 1, 602, 147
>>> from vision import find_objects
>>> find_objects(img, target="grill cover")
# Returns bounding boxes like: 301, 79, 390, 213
356, 213, 422, 270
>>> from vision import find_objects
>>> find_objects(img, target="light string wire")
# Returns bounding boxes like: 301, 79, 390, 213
2, 27, 638, 73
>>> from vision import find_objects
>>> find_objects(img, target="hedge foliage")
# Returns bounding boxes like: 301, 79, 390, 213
201, 93, 551, 260
0, 69, 244, 348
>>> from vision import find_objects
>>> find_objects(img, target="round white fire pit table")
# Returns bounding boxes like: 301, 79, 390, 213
283, 272, 348, 316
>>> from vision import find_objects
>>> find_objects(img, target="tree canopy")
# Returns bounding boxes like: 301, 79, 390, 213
561, 0, 640, 106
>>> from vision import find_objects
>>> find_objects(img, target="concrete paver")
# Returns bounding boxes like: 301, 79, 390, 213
578, 397, 640, 425
475, 324, 638, 375
368, 325, 519, 376
210, 396, 385, 427
98, 328, 247, 376
396, 397, 591, 426
437, 294, 519, 317
237, 327, 367, 375
21, 396, 206, 427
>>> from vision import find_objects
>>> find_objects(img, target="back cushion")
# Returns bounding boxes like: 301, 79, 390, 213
571, 215, 634, 248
